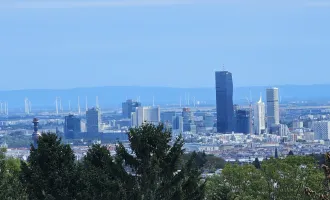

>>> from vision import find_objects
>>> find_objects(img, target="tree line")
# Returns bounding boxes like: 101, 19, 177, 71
1, 123, 330, 199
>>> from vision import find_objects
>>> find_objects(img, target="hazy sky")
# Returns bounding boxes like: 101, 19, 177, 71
0, 0, 329, 90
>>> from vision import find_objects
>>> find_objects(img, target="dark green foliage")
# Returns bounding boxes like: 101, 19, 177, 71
20, 133, 78, 200
311, 153, 326, 166
115, 123, 206, 200
253, 157, 261, 169
76, 144, 133, 200
182, 152, 226, 172
4, 125, 205, 200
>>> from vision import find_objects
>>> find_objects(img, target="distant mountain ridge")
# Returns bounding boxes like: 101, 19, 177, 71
0, 84, 329, 109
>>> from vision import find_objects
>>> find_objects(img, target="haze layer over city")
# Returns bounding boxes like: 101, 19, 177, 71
1, 1, 330, 199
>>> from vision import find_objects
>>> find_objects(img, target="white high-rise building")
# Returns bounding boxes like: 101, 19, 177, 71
266, 88, 280, 130
311, 121, 330, 140
254, 96, 265, 135
131, 106, 160, 127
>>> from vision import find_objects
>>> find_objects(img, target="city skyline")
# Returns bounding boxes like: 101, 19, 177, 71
1, 0, 330, 90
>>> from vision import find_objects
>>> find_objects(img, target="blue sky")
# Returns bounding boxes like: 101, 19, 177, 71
0, 0, 329, 90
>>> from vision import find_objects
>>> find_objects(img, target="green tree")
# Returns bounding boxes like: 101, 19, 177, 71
253, 157, 261, 169
115, 123, 206, 200
221, 163, 267, 200
212, 156, 324, 200
76, 144, 133, 200
0, 148, 27, 200
205, 175, 230, 200
261, 156, 323, 200
20, 133, 78, 200
305, 152, 330, 199
182, 152, 226, 173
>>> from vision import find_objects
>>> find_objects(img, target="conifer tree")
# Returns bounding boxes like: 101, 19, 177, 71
253, 157, 261, 169
115, 123, 206, 200
20, 133, 78, 200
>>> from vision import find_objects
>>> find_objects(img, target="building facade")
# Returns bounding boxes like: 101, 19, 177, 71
215, 71, 234, 133
204, 113, 215, 128
64, 114, 81, 139
234, 109, 250, 134
182, 108, 196, 133
266, 87, 280, 130
131, 106, 160, 127
86, 107, 101, 134
311, 121, 330, 140
293, 120, 304, 129
122, 99, 141, 119
254, 96, 266, 135
172, 115, 183, 133
161, 111, 176, 123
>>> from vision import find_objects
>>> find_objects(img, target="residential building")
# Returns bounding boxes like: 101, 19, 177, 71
161, 111, 176, 123
234, 109, 250, 134
204, 113, 215, 128
64, 114, 81, 139
86, 107, 101, 134
122, 99, 141, 119
172, 115, 183, 133
182, 108, 196, 133
312, 121, 330, 140
293, 120, 303, 129
131, 106, 160, 127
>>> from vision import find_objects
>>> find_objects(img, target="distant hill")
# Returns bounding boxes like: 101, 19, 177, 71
0, 84, 329, 110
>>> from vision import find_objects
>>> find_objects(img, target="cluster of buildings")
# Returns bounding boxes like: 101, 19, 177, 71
215, 70, 283, 135
5, 69, 330, 161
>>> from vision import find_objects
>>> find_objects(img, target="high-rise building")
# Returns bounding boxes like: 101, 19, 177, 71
122, 99, 141, 119
64, 114, 81, 139
182, 108, 196, 133
293, 120, 303, 129
172, 115, 183, 133
131, 106, 160, 127
254, 96, 266, 135
86, 107, 101, 134
234, 109, 250, 134
215, 71, 234, 133
204, 113, 215, 128
161, 111, 176, 123
311, 121, 330, 140
266, 87, 280, 130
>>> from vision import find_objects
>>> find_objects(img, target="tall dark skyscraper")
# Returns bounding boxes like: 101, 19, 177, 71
215, 71, 234, 133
